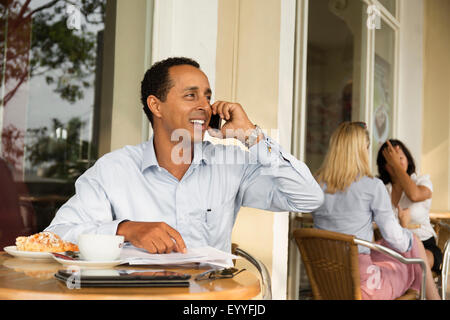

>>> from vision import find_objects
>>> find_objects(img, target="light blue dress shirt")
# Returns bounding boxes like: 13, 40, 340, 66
312, 176, 413, 254
46, 134, 324, 253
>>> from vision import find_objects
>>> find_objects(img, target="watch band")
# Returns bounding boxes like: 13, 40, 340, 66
244, 125, 262, 148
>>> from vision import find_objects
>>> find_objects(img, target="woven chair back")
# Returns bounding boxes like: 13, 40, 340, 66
293, 228, 362, 300
436, 220, 450, 252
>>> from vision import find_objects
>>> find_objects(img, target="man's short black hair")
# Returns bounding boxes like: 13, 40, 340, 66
140, 57, 200, 126
376, 139, 416, 185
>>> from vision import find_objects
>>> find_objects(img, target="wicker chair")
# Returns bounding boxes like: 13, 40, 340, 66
431, 218, 450, 253
431, 219, 450, 299
293, 228, 426, 300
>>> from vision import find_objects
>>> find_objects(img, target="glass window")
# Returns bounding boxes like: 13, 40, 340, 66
378, 0, 396, 17
372, 19, 395, 168
305, 0, 366, 174
0, 0, 106, 236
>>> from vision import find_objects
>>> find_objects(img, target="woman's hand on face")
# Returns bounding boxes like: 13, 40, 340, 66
385, 163, 395, 178
382, 140, 403, 172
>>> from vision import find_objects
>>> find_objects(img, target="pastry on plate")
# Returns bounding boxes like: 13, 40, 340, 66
15, 231, 78, 253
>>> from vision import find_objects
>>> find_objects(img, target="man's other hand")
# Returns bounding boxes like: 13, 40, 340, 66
117, 221, 187, 254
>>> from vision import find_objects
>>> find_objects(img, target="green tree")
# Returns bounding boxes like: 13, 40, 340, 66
1, 0, 105, 106
27, 116, 95, 180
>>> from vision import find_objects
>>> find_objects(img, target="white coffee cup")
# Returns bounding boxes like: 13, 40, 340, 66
78, 234, 124, 261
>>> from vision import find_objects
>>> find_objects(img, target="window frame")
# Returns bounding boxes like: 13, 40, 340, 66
363, 0, 400, 169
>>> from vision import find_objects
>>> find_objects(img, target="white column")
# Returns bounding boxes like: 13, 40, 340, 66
397, 0, 424, 169
152, 0, 218, 98
272, 0, 297, 300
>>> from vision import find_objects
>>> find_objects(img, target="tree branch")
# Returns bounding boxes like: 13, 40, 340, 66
23, 0, 60, 20
15, 0, 31, 20
2, 71, 29, 106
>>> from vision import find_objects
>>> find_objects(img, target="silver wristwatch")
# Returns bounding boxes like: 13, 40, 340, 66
244, 125, 263, 149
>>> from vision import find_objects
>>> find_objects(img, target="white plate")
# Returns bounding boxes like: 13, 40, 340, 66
52, 255, 125, 269
3, 246, 54, 260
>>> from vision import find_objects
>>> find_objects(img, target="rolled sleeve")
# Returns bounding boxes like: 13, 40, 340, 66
239, 133, 324, 213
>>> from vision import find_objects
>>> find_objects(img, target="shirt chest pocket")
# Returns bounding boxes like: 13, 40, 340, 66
188, 200, 235, 242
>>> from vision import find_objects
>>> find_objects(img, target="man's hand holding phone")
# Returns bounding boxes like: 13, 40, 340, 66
208, 101, 261, 145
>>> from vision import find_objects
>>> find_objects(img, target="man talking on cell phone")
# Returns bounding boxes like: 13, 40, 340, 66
45, 57, 324, 254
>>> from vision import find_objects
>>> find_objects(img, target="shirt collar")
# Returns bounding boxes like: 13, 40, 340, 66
141, 135, 211, 172
141, 136, 159, 171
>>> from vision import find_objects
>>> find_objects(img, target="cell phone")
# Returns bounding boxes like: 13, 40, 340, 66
209, 113, 222, 130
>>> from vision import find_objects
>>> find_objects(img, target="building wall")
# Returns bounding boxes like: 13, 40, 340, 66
422, 0, 450, 210
216, 0, 287, 299
397, 0, 424, 170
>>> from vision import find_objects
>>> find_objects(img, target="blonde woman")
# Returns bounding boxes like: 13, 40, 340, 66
312, 122, 440, 300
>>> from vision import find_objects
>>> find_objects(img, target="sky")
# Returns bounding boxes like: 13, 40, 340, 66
26, 0, 103, 142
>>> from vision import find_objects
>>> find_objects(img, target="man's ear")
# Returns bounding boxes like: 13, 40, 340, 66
147, 95, 162, 120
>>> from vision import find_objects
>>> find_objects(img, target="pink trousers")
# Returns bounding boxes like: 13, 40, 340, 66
358, 236, 422, 300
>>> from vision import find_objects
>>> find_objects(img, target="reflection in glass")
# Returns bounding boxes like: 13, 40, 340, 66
305, 0, 365, 174
372, 20, 395, 169
0, 0, 106, 235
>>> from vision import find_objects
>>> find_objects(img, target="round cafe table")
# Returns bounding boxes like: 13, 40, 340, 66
0, 252, 261, 300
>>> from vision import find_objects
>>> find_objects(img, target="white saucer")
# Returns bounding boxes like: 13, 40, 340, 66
3, 246, 54, 260
52, 255, 125, 269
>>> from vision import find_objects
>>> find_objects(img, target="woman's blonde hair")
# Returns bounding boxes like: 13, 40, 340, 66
315, 121, 373, 194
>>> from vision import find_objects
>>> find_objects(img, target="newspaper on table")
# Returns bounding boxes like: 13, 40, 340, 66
120, 244, 239, 268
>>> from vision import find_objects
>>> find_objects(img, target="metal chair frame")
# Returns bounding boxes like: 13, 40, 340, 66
234, 247, 272, 300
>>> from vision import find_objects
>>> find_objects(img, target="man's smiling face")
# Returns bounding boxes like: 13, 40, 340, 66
158, 64, 212, 142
